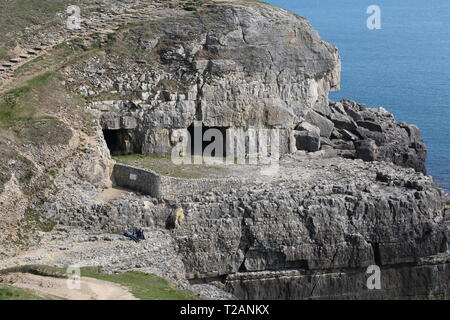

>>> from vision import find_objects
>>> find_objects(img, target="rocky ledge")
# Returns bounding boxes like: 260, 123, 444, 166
0, 0, 448, 300
32, 154, 447, 300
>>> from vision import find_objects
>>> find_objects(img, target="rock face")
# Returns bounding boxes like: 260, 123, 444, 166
1, 0, 448, 300
71, 1, 340, 156
225, 255, 450, 300
42, 156, 449, 300
328, 100, 427, 173
69, 2, 427, 174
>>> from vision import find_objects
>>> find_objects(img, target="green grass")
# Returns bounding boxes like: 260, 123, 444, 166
113, 153, 229, 179
13, 42, 96, 78
0, 285, 43, 300
0, 0, 68, 31
26, 71, 55, 87
0, 0, 68, 58
0, 72, 56, 128
0, 265, 60, 299
0, 0, 96, 57
80, 267, 200, 300
0, 265, 200, 300
0, 48, 10, 61
20, 209, 56, 234
0, 265, 67, 278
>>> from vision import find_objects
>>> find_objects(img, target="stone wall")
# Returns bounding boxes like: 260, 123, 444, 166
112, 163, 242, 199
112, 164, 161, 197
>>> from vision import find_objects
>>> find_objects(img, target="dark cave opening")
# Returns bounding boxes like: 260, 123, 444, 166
103, 129, 139, 156
187, 124, 228, 158
370, 242, 382, 266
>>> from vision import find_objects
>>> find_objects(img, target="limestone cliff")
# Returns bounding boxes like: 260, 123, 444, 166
0, 0, 448, 300
71, 0, 340, 156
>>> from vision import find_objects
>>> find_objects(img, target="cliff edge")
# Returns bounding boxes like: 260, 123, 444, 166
0, 0, 448, 299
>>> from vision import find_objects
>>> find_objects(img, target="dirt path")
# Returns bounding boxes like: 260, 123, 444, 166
95, 187, 129, 202
0, 273, 137, 300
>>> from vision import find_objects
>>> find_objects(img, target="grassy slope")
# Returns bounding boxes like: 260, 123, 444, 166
0, 72, 56, 128
0, 265, 199, 300
0, 0, 67, 59
81, 267, 199, 300
113, 154, 229, 179
0, 42, 100, 248
0, 0, 94, 60
0, 285, 44, 300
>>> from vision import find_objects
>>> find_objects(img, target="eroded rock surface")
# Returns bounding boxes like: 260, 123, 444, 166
39, 156, 449, 299
0, 0, 448, 300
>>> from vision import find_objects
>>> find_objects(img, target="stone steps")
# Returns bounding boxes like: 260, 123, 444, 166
0, 3, 176, 90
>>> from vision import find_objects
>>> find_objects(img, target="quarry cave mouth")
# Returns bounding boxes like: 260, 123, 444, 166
187, 124, 229, 158
103, 124, 231, 159
103, 129, 140, 156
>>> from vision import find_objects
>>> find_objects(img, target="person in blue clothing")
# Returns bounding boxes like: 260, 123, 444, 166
124, 228, 146, 242
135, 228, 145, 240
124, 230, 140, 242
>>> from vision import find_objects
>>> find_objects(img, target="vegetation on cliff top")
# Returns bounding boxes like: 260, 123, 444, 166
0, 72, 55, 128
0, 265, 199, 300
0, 285, 44, 300
0, 0, 96, 60
113, 154, 229, 179
80, 267, 199, 300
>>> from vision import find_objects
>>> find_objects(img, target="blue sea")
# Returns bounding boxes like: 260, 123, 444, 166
266, 0, 450, 193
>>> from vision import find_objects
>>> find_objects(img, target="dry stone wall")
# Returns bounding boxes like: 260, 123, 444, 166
113, 163, 241, 199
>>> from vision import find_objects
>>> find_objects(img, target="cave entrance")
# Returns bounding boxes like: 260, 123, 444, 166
103, 129, 139, 156
187, 123, 228, 158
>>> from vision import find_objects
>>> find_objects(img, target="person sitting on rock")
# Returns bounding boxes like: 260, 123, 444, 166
124, 230, 140, 243
135, 228, 145, 240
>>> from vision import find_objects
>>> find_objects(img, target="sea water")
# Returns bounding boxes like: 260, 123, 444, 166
267, 0, 450, 193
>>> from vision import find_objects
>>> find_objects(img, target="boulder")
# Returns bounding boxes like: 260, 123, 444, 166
357, 120, 383, 132
355, 139, 378, 161
339, 129, 360, 141
304, 110, 334, 138
294, 123, 321, 152
341, 100, 365, 121
400, 123, 421, 144
295, 121, 320, 135
329, 112, 358, 132
331, 139, 355, 150
121, 116, 138, 130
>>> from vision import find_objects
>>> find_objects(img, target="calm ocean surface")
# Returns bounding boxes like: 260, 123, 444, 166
266, 0, 450, 193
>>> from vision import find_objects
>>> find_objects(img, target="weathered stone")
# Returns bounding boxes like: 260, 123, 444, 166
295, 121, 320, 135
329, 112, 358, 132
357, 120, 383, 132
331, 139, 355, 150
225, 255, 450, 300
102, 116, 121, 130
340, 129, 360, 141
121, 116, 137, 129
294, 123, 321, 152
355, 139, 378, 161
1, 0, 447, 302
295, 132, 320, 152
304, 110, 334, 138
